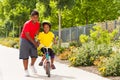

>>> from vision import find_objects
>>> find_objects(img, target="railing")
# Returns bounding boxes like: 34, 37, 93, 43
54, 20, 120, 43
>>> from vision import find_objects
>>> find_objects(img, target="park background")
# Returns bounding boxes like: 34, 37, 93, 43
0, 0, 120, 80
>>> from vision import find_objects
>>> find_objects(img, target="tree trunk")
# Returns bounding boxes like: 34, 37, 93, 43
58, 9, 62, 48
19, 25, 21, 37
12, 23, 14, 38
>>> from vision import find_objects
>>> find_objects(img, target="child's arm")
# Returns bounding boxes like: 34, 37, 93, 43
52, 32, 57, 44
53, 37, 57, 44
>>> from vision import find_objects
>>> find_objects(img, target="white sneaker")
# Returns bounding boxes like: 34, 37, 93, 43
30, 65, 37, 74
24, 70, 30, 77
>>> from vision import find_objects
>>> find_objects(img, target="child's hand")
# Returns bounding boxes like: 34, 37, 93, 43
54, 39, 57, 44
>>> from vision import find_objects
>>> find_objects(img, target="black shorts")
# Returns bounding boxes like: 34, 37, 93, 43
41, 47, 55, 58
19, 38, 38, 59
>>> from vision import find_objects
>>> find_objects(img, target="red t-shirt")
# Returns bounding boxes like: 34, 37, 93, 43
20, 20, 40, 40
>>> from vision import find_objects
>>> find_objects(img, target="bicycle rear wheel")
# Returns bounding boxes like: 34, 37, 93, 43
46, 62, 50, 77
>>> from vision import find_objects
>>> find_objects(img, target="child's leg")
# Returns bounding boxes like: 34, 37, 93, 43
39, 48, 46, 66
41, 47, 46, 61
39, 55, 45, 66
50, 58, 56, 69
41, 54, 46, 62
49, 48, 56, 69
51, 58, 54, 64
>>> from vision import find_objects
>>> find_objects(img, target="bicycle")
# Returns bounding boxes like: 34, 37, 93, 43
40, 43, 53, 77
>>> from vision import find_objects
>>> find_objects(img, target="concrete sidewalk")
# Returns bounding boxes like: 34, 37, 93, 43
0, 45, 110, 80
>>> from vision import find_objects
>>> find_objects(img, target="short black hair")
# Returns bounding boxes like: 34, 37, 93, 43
31, 10, 39, 16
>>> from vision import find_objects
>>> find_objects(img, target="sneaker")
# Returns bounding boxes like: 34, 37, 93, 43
24, 70, 30, 77
39, 61, 43, 66
30, 65, 37, 74
51, 64, 56, 69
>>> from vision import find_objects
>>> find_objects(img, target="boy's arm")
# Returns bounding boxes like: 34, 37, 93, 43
36, 32, 41, 46
36, 29, 40, 35
25, 32, 38, 48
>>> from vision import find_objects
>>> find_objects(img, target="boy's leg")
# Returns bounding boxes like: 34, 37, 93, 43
30, 46, 38, 73
23, 59, 30, 76
31, 58, 36, 66
23, 59, 28, 70
30, 57, 37, 73
19, 38, 30, 76
20, 38, 30, 69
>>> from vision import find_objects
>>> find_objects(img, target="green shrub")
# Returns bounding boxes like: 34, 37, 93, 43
52, 45, 66, 55
79, 34, 89, 43
111, 40, 120, 53
0, 37, 19, 49
52, 44, 59, 55
58, 49, 71, 60
98, 52, 120, 76
69, 41, 81, 47
69, 42, 112, 66
90, 26, 118, 44
59, 47, 66, 53
79, 26, 118, 45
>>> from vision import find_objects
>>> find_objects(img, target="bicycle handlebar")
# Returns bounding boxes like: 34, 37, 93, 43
39, 43, 53, 49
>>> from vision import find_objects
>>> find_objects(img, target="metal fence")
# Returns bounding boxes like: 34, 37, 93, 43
54, 20, 120, 43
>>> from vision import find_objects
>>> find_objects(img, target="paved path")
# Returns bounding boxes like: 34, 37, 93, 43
0, 45, 110, 80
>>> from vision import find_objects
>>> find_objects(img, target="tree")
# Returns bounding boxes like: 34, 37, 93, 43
39, 0, 75, 47
0, 0, 120, 38
9, 3, 30, 36
0, 0, 38, 37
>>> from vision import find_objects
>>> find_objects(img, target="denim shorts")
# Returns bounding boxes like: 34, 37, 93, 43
19, 38, 38, 59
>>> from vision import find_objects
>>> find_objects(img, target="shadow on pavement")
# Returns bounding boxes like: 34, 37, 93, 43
29, 74, 75, 80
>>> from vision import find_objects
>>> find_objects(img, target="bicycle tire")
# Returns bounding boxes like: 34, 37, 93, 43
46, 62, 50, 77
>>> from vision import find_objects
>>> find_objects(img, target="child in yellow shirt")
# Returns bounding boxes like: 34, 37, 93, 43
38, 21, 56, 69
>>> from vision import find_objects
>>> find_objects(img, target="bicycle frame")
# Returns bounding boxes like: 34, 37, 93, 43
40, 43, 53, 62
40, 43, 53, 77
44, 48, 50, 61
43, 47, 51, 77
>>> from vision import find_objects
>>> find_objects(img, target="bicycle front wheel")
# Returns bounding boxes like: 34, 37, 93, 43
46, 62, 50, 77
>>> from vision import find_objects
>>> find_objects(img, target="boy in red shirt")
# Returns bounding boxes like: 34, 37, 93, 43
20, 10, 40, 77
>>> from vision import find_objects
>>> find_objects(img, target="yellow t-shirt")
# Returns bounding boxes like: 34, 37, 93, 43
38, 31, 54, 48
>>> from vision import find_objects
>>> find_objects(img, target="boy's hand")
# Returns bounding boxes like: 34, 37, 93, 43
37, 40, 40, 46
34, 41, 39, 48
